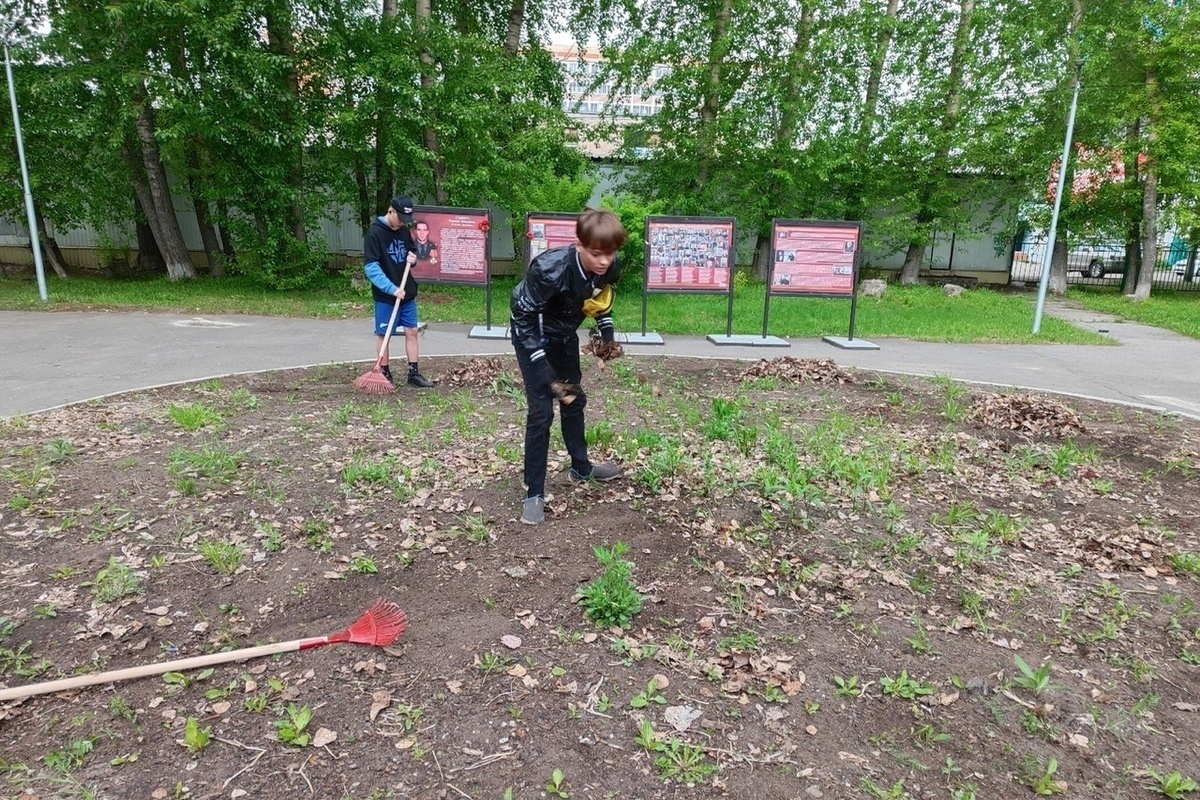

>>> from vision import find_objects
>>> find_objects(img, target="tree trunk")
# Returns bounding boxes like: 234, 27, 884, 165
265, 4, 307, 244
898, 0, 974, 286
130, 102, 195, 280
1049, 237, 1067, 295
376, 0, 398, 212
900, 239, 927, 281
355, 157, 372, 232
135, 216, 166, 276
846, 0, 900, 222
695, 0, 732, 191
503, 0, 525, 55
185, 148, 224, 276
753, 0, 815, 280
215, 198, 237, 263
416, 0, 449, 203
33, 204, 69, 279
1129, 68, 1158, 301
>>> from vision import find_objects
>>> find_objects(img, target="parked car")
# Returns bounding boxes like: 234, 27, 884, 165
1173, 258, 1195, 278
1070, 244, 1125, 278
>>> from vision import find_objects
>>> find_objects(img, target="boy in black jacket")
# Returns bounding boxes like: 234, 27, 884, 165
510, 208, 627, 525
363, 195, 434, 388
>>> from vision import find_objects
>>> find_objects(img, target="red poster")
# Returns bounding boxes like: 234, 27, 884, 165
409, 207, 489, 285
526, 213, 580, 265
645, 217, 734, 293
769, 222, 859, 296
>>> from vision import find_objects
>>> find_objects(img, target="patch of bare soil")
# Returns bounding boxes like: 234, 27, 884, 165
1, 355, 1198, 800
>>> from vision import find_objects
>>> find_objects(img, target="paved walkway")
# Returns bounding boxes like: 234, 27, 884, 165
2, 302, 1197, 420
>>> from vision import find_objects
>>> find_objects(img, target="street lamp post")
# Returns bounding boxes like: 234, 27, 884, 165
1033, 60, 1084, 334
3, 20, 48, 302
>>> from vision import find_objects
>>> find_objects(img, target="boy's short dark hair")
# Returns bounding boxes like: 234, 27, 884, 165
576, 208, 628, 252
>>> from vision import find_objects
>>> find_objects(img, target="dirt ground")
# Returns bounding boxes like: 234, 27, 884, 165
0, 354, 1198, 800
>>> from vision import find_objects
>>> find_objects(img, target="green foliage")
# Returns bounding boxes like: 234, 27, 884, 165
1012, 655, 1054, 694
275, 703, 313, 747
42, 736, 98, 773
178, 717, 212, 754
1168, 551, 1200, 577
167, 403, 224, 431
89, 557, 143, 603
545, 767, 568, 798
880, 671, 935, 701
579, 541, 645, 630
1024, 756, 1066, 796
198, 539, 244, 576
1145, 769, 1198, 799
168, 445, 243, 483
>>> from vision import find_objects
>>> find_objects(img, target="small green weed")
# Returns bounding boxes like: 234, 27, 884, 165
545, 767, 568, 798
198, 539, 244, 575
1012, 654, 1054, 694
42, 736, 98, 773
880, 671, 935, 700
579, 541, 644, 630
834, 675, 864, 698
1023, 756, 1066, 795
88, 557, 143, 603
1145, 768, 1198, 799
167, 402, 224, 431
178, 716, 212, 753
1168, 551, 1200, 577
168, 445, 242, 482
350, 555, 378, 574
630, 677, 667, 709
275, 703, 313, 746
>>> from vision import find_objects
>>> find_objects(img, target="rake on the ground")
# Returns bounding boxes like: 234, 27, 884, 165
354, 261, 413, 394
0, 599, 408, 703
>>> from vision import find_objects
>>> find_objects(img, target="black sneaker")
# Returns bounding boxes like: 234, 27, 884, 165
380, 365, 395, 386
569, 463, 622, 482
407, 372, 434, 389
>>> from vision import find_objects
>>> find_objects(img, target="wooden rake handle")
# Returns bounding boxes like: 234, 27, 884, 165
0, 637, 328, 702
374, 259, 414, 368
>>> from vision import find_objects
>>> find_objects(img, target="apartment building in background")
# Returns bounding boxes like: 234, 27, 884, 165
548, 43, 666, 157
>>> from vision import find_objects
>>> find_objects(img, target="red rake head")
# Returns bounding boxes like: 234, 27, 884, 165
331, 599, 408, 647
353, 369, 395, 395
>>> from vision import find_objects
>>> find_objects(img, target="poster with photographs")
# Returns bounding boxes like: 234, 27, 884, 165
408, 207, 490, 285
769, 220, 860, 297
645, 216, 735, 293
525, 212, 580, 266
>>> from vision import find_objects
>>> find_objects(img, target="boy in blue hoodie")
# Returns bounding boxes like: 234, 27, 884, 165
363, 195, 434, 388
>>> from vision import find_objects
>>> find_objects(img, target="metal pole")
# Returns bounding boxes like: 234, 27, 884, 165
1033, 61, 1083, 334
4, 28, 47, 301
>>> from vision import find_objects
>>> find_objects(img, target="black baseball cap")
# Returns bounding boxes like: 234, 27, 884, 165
390, 195, 415, 224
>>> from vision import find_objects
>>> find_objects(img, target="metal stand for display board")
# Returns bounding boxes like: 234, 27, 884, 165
821, 275, 878, 350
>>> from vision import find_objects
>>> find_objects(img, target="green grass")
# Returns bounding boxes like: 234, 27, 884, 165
0, 273, 1114, 344
1068, 287, 1200, 340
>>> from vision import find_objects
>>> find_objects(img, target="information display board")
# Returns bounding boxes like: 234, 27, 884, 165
409, 206, 490, 285
525, 212, 579, 267
645, 216, 735, 293
768, 220, 860, 297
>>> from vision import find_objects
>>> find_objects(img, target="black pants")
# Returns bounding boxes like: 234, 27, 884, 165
514, 333, 591, 498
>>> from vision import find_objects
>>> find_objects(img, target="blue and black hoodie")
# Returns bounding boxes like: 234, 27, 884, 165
363, 217, 418, 304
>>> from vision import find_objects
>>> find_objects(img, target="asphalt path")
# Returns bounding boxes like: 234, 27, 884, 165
1, 302, 1197, 420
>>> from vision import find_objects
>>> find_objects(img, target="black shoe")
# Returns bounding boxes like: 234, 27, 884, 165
407, 371, 434, 389
380, 365, 396, 386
